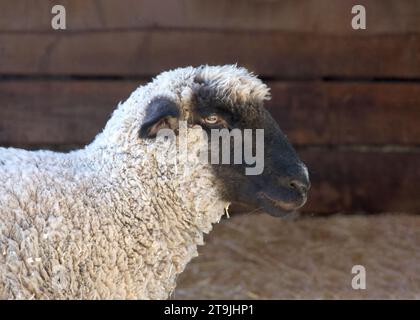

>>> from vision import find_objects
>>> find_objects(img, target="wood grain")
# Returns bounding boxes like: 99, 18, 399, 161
0, 81, 138, 145
1, 0, 420, 35
1, 31, 420, 78
268, 82, 420, 145
299, 149, 420, 213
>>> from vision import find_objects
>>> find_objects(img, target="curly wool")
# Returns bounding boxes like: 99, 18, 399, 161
0, 65, 269, 299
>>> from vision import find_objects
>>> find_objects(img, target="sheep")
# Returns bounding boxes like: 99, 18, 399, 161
0, 65, 309, 299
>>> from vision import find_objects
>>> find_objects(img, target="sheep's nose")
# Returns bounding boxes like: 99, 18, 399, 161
289, 178, 310, 195
276, 163, 310, 199
283, 164, 310, 196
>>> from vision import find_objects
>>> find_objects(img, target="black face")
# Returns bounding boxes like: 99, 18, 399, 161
139, 92, 310, 217
192, 87, 310, 217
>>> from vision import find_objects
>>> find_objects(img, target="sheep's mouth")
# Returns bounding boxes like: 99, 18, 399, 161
257, 191, 307, 217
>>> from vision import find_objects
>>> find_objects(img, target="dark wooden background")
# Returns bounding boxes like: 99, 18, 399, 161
1, 0, 419, 213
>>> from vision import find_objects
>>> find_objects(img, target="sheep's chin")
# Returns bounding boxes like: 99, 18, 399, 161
228, 200, 293, 218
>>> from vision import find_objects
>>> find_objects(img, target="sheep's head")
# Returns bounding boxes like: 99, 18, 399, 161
129, 65, 309, 217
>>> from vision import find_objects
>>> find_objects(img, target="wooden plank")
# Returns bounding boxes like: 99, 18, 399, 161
0, 81, 138, 145
1, 0, 420, 35
1, 81, 420, 145
1, 31, 420, 78
268, 82, 420, 145
299, 149, 420, 213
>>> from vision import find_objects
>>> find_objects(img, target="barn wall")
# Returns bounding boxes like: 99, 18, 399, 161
0, 0, 419, 213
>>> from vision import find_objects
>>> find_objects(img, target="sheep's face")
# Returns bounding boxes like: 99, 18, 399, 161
138, 66, 310, 217
192, 85, 310, 217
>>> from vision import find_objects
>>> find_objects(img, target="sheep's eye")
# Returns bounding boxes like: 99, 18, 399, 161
204, 114, 220, 124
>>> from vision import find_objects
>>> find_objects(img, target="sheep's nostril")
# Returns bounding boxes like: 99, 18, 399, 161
289, 179, 309, 194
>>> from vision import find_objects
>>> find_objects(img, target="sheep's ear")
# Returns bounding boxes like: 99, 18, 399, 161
139, 97, 180, 139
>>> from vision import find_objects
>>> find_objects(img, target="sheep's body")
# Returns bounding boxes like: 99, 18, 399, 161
0, 66, 271, 299
0, 141, 225, 299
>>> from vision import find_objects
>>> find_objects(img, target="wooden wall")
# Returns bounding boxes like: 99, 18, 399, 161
0, 0, 419, 213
